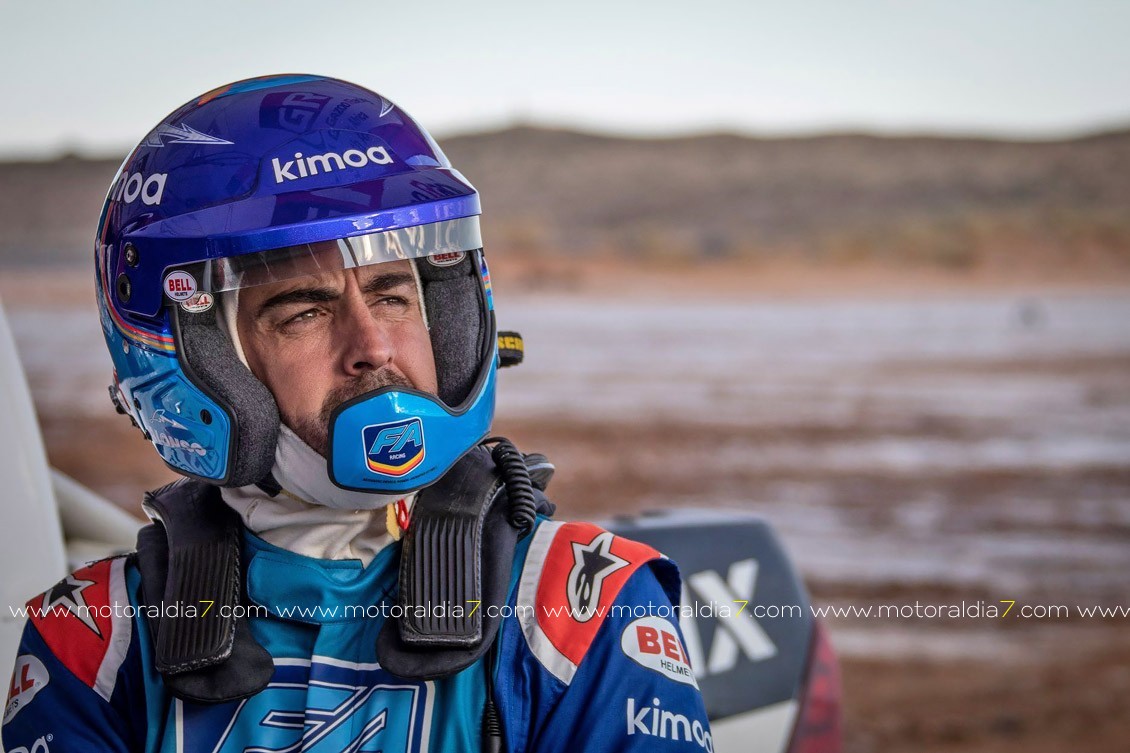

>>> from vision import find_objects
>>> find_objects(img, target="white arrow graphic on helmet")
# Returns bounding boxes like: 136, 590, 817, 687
143, 123, 234, 148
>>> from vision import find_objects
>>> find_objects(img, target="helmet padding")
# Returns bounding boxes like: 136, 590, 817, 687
174, 304, 280, 487
417, 254, 489, 407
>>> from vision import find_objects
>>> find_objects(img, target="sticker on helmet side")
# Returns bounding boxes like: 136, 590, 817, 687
162, 270, 198, 302
180, 291, 214, 313
620, 616, 699, 687
427, 251, 466, 267
362, 417, 426, 476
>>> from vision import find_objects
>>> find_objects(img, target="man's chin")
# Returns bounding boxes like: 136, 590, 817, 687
282, 419, 330, 459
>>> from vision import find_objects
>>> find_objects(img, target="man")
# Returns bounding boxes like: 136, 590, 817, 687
3, 75, 712, 752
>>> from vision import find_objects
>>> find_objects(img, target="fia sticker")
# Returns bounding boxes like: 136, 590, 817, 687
427, 251, 466, 267
162, 270, 197, 302
180, 291, 214, 313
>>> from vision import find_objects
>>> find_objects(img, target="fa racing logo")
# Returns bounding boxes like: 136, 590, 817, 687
195, 663, 430, 753
362, 418, 425, 476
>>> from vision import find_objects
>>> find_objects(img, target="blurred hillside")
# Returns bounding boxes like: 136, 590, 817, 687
2, 126, 1130, 276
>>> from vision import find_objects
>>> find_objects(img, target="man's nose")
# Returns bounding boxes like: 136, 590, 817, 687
337, 292, 393, 376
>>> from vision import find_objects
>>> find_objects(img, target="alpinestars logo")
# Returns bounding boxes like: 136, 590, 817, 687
143, 123, 233, 148
272, 146, 394, 184
626, 697, 713, 752
567, 532, 629, 622
40, 575, 101, 637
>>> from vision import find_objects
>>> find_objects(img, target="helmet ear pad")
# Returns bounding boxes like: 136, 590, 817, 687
173, 305, 280, 487
417, 253, 489, 408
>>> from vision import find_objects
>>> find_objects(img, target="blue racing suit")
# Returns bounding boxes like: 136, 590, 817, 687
3, 517, 712, 752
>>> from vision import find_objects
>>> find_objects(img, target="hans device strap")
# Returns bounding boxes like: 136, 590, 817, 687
377, 440, 555, 680
133, 444, 555, 698
134, 480, 272, 703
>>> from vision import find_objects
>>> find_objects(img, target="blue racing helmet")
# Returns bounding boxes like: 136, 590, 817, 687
96, 74, 503, 494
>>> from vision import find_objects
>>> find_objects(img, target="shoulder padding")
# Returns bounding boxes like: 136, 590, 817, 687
515, 520, 666, 685
25, 556, 133, 702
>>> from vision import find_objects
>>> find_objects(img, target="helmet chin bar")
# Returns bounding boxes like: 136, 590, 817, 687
326, 367, 497, 494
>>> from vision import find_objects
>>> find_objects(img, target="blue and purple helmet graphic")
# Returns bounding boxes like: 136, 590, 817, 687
96, 74, 498, 494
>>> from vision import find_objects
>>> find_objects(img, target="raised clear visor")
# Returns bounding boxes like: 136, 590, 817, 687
206, 216, 481, 292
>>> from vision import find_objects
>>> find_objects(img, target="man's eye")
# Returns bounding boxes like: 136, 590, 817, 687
373, 295, 409, 307
280, 309, 321, 327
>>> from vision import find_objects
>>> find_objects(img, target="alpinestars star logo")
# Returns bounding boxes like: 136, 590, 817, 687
40, 575, 101, 637
143, 123, 234, 148
567, 532, 629, 623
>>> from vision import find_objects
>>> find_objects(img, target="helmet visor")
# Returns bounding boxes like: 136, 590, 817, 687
196, 215, 481, 293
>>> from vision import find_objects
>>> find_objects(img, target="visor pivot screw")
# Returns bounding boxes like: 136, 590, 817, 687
124, 243, 139, 268
116, 274, 132, 303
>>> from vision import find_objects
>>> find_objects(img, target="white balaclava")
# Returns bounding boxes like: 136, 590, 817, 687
215, 264, 429, 564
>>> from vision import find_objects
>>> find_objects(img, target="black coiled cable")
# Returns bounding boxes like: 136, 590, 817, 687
483, 436, 537, 533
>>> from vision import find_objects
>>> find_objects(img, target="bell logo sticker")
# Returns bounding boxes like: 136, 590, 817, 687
362, 418, 425, 476
162, 270, 197, 301
4, 654, 50, 724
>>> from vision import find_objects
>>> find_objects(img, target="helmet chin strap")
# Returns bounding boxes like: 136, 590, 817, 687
216, 287, 419, 511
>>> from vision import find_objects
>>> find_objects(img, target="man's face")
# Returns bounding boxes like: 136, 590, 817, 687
236, 260, 438, 456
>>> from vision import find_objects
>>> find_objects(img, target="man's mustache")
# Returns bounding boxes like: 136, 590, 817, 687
318, 369, 414, 424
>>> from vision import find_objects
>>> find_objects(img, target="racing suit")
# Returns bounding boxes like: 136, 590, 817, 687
3, 487, 712, 752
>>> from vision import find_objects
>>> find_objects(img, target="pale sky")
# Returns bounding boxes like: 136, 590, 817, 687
3, 0, 1129, 157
